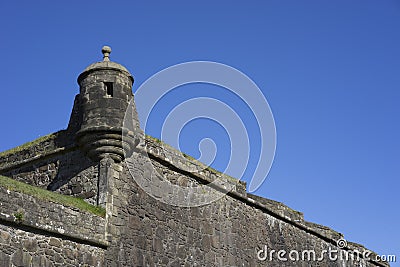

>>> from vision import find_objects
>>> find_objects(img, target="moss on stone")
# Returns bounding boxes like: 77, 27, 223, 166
145, 134, 240, 184
182, 152, 196, 161
145, 134, 176, 150
0, 133, 57, 158
0, 175, 105, 217
145, 134, 161, 143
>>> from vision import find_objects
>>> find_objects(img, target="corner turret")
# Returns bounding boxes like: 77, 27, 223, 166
75, 46, 139, 163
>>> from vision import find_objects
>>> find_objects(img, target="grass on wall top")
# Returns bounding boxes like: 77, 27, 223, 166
0, 133, 57, 158
0, 175, 105, 217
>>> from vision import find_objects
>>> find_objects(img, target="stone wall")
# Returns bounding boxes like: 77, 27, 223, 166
0, 132, 389, 266
0, 226, 104, 267
0, 132, 99, 205
144, 137, 247, 196
0, 182, 106, 267
102, 148, 388, 267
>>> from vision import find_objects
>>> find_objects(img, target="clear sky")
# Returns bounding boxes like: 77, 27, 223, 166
1, 1, 399, 264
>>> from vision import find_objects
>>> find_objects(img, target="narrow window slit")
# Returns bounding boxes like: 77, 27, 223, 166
104, 82, 113, 97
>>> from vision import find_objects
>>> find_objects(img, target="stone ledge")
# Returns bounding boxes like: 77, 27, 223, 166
247, 193, 304, 222
0, 131, 389, 266
302, 221, 343, 241
143, 136, 247, 195
346, 241, 390, 267
0, 132, 59, 164
0, 130, 76, 172
0, 184, 107, 248
141, 136, 390, 266
234, 192, 389, 267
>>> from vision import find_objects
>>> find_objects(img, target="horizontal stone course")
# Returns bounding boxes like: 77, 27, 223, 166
0, 225, 105, 267
0, 49, 389, 266
0, 185, 106, 247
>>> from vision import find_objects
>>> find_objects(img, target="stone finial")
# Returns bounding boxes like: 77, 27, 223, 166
102, 46, 111, 61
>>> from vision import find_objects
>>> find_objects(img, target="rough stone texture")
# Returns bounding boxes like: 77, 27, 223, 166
0, 145, 99, 205
0, 186, 106, 246
99, 151, 387, 267
144, 137, 247, 195
0, 134, 388, 266
0, 49, 389, 266
78, 69, 134, 133
0, 182, 106, 266
76, 66, 138, 163
0, 226, 104, 267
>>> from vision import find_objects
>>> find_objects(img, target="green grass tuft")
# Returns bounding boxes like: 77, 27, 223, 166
182, 152, 196, 161
0, 133, 57, 158
0, 175, 105, 217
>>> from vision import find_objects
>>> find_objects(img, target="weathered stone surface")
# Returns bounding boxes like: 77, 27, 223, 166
0, 225, 104, 267
0, 141, 99, 205
0, 48, 388, 267
23, 238, 38, 252
97, 153, 388, 266
48, 238, 62, 247
0, 186, 106, 246
0, 251, 10, 267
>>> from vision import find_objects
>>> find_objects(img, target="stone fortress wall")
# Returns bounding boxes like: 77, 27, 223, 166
0, 130, 389, 267
0, 47, 389, 266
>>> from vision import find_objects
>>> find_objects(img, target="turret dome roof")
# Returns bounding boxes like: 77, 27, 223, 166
79, 46, 132, 78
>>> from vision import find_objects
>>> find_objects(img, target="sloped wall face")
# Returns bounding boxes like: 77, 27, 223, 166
0, 185, 106, 267
104, 152, 374, 267
2, 149, 99, 204
0, 130, 100, 205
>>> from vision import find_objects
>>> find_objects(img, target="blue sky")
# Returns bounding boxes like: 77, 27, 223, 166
1, 1, 399, 263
